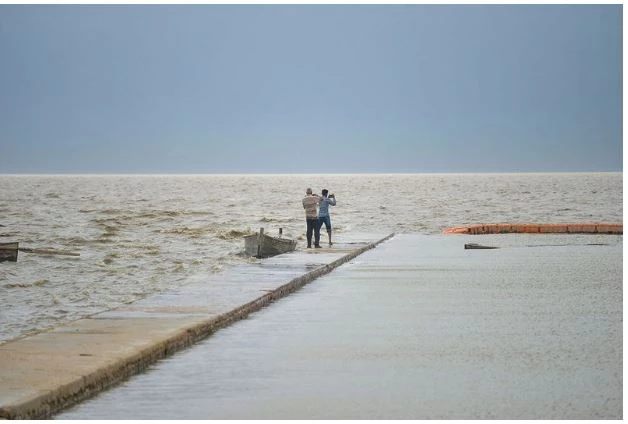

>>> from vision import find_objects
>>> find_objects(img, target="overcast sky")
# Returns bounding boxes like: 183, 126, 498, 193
0, 4, 623, 174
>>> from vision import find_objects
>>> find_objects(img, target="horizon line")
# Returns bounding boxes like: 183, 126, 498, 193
0, 171, 622, 177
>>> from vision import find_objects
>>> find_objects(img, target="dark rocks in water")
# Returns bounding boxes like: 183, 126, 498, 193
464, 243, 499, 250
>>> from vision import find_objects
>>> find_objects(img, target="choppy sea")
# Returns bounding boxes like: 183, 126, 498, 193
0, 173, 622, 344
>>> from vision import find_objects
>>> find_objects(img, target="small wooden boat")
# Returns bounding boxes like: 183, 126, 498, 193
244, 228, 297, 258
0, 242, 19, 262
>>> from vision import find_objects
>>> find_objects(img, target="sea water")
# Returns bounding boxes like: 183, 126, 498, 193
0, 173, 622, 343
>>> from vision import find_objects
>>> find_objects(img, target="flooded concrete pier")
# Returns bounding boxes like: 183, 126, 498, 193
1, 233, 622, 419
0, 233, 393, 419
58, 233, 622, 420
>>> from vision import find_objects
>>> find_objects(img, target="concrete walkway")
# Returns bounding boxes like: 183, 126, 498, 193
0, 233, 393, 419
56, 233, 622, 420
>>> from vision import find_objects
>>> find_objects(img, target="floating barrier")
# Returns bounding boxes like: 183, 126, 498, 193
443, 223, 623, 235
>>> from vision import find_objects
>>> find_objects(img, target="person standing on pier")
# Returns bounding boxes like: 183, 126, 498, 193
302, 188, 321, 248
317, 189, 336, 247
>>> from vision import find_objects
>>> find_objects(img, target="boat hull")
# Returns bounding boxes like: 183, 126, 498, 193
244, 233, 297, 258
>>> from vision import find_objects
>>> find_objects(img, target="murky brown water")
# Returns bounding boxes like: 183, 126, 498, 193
1, 173, 621, 342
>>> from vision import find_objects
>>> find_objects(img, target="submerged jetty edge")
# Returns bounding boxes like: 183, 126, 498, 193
0, 233, 394, 420
443, 222, 622, 235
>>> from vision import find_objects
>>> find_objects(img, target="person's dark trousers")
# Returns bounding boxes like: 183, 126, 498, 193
314, 219, 321, 246
306, 218, 319, 247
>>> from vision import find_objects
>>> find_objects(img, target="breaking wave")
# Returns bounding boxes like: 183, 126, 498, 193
217, 229, 255, 240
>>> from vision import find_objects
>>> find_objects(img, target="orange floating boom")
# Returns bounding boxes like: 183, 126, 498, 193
443, 223, 622, 235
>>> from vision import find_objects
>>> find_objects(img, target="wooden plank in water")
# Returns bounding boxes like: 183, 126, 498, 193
464, 243, 499, 249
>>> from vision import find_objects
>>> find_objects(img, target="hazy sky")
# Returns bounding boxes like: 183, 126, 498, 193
0, 4, 623, 173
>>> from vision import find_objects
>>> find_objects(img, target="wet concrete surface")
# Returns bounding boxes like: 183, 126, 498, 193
0, 233, 392, 419
56, 233, 622, 420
